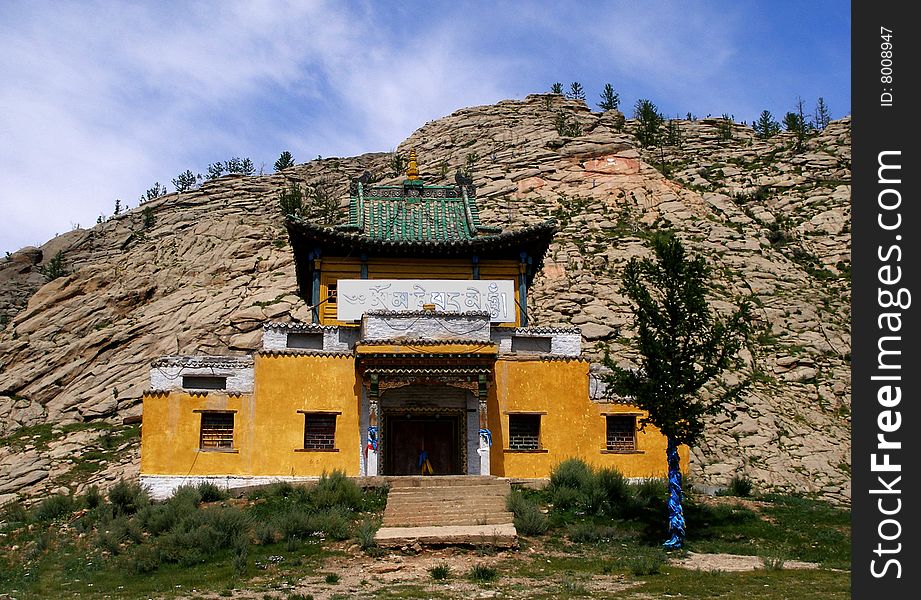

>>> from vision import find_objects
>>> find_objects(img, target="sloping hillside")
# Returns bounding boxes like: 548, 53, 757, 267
0, 94, 851, 505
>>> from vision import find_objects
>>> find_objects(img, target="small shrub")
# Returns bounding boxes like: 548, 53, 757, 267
549, 485, 583, 512
727, 475, 754, 497
33, 493, 75, 522
287, 594, 314, 600
595, 467, 633, 516
82, 484, 102, 509
429, 563, 451, 580
232, 531, 249, 575
142, 206, 155, 229
39, 251, 67, 281
628, 547, 667, 575
762, 554, 785, 570
549, 458, 594, 492
197, 481, 228, 503
312, 470, 362, 511
278, 183, 304, 217
1, 501, 29, 526
108, 479, 149, 516
324, 573, 340, 584
130, 544, 162, 574
311, 508, 351, 540
199, 506, 251, 547
468, 563, 498, 583
256, 523, 278, 545
513, 504, 549, 536
356, 519, 379, 551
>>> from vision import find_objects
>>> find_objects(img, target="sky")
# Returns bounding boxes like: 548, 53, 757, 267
0, 0, 850, 255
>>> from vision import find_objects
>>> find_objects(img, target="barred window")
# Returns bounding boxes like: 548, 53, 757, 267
200, 412, 234, 449
508, 414, 541, 451
303, 413, 337, 450
606, 415, 636, 452
183, 375, 227, 390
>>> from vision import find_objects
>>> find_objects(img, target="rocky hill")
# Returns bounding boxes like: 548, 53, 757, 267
0, 94, 851, 506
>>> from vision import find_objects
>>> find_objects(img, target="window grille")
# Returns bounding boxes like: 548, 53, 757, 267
304, 413, 337, 450
200, 412, 234, 449
606, 415, 636, 452
508, 414, 540, 450
182, 375, 227, 390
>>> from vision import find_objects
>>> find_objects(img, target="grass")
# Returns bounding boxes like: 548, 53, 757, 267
0, 462, 850, 599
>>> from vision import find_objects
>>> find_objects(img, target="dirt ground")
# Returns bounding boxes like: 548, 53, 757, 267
198, 536, 820, 600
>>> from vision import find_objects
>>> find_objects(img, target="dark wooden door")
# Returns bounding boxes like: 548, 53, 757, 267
386, 416, 458, 475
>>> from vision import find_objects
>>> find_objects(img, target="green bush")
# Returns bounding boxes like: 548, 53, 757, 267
130, 544, 162, 574
429, 563, 451, 580
628, 547, 667, 575
312, 470, 362, 512
595, 467, 633, 516
256, 522, 278, 545
324, 573, 340, 584
197, 481, 228, 503
514, 504, 549, 536
232, 531, 249, 575
356, 518, 379, 551
508, 489, 548, 535
39, 251, 67, 281
312, 508, 352, 540
1, 501, 29, 526
108, 479, 149, 516
726, 475, 754, 498
33, 493, 75, 522
83, 485, 102, 509
549, 485, 583, 512
549, 458, 594, 492
468, 563, 498, 582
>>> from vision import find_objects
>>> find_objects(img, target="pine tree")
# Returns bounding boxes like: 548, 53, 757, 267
597, 83, 620, 111
753, 110, 781, 139
814, 97, 831, 130
633, 99, 665, 147
172, 170, 200, 192
274, 151, 295, 172
567, 81, 586, 102
603, 232, 752, 549
783, 111, 808, 151
550, 82, 564, 94
113, 198, 121, 215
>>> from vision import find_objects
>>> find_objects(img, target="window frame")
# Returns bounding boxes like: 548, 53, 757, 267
602, 414, 642, 454
506, 412, 546, 453
197, 410, 236, 452
296, 410, 341, 452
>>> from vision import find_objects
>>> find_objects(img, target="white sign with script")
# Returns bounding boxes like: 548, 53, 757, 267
337, 279, 516, 322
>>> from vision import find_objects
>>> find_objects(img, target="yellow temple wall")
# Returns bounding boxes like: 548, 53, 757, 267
140, 354, 361, 477
488, 359, 688, 478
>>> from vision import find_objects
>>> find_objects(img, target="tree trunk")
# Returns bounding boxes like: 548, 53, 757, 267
663, 439, 686, 548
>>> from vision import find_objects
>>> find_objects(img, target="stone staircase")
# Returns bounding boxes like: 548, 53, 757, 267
374, 476, 517, 547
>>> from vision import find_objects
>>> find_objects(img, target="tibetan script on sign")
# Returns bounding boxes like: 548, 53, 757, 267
337, 279, 516, 322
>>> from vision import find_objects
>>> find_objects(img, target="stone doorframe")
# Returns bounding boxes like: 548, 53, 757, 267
363, 368, 491, 476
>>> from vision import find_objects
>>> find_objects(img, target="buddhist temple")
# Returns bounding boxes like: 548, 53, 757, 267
139, 151, 686, 498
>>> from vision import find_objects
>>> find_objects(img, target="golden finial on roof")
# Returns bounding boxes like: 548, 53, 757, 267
405, 148, 420, 180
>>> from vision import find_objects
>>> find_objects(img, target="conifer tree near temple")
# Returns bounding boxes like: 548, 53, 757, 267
603, 232, 751, 549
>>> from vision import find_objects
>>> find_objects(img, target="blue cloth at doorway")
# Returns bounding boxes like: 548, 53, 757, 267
478, 428, 492, 447
418, 450, 434, 475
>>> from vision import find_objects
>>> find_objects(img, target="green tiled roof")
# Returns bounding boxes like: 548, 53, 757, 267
338, 181, 500, 242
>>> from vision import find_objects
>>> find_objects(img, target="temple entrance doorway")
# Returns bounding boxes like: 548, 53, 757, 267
384, 412, 463, 475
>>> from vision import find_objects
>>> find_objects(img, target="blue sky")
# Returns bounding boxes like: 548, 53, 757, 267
0, 0, 850, 255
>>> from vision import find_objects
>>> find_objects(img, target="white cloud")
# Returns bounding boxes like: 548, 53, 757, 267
0, 1, 849, 254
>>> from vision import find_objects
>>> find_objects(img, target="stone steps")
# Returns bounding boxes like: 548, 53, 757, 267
375, 476, 517, 547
